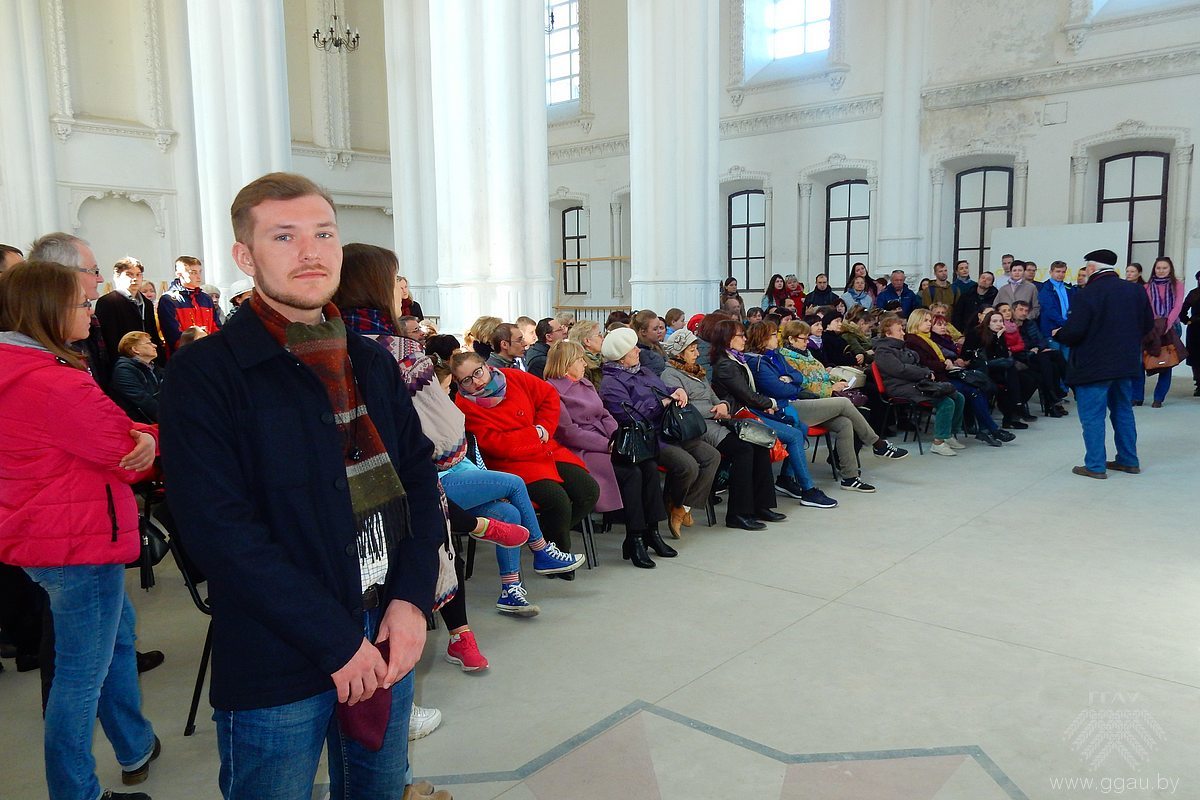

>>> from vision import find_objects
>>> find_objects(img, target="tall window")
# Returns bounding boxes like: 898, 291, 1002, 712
767, 0, 831, 60
545, 0, 580, 105
825, 180, 869, 284
728, 190, 766, 292
561, 206, 588, 295
1098, 152, 1169, 266
954, 167, 1013, 275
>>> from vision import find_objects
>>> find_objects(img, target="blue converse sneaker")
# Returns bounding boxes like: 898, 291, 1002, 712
532, 543, 585, 575
496, 582, 540, 617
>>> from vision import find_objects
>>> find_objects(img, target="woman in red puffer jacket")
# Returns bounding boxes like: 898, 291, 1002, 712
0, 260, 160, 800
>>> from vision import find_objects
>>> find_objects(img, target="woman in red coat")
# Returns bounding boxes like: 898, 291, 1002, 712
0, 261, 159, 800
452, 352, 599, 557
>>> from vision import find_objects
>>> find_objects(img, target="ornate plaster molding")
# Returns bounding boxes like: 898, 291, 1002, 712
53, 117, 177, 149
64, 182, 172, 237
923, 45, 1200, 110
330, 190, 394, 217
1072, 119, 1193, 159
142, 0, 168, 144
1065, 0, 1200, 52
291, 145, 389, 165
798, 152, 878, 187
719, 165, 773, 195
929, 167, 946, 186
933, 140, 1027, 168
549, 135, 630, 165
720, 95, 882, 139
44, 0, 74, 140
551, 186, 590, 207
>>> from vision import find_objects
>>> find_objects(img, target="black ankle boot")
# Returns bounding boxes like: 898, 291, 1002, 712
643, 527, 678, 558
622, 533, 656, 568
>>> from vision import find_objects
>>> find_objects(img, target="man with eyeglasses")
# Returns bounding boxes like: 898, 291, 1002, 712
523, 317, 568, 379
96, 257, 166, 366
486, 322, 527, 370
28, 232, 108, 385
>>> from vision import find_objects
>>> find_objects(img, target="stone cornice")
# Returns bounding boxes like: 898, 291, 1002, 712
719, 95, 882, 139
53, 117, 176, 151
923, 45, 1200, 110
549, 135, 630, 165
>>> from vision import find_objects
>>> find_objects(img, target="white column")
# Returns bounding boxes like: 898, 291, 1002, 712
384, 0, 440, 317
1169, 145, 1192, 267
1069, 156, 1089, 224
424, 0, 550, 336
928, 168, 945, 264
609, 201, 625, 300
1012, 160, 1029, 227
797, 182, 813, 281
0, 0, 59, 245
627, 0, 719, 314
875, 0, 925, 276
185, 0, 292, 289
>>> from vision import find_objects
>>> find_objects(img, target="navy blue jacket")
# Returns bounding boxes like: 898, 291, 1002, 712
159, 305, 444, 711
876, 285, 920, 316
1037, 279, 1074, 339
1053, 269, 1154, 385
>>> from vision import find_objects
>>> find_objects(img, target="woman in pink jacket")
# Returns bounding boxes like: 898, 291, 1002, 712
1138, 256, 1187, 407
0, 261, 159, 800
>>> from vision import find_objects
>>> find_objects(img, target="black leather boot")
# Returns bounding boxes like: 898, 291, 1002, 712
642, 527, 678, 558
622, 532, 655, 568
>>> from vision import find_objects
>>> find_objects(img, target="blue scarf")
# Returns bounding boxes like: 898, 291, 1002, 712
1048, 278, 1070, 317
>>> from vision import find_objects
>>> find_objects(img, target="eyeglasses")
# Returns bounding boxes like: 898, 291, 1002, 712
457, 365, 488, 387
74, 300, 92, 309
732, 332, 746, 339
77, 267, 101, 277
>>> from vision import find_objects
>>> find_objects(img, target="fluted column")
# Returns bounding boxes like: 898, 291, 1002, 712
0, 0, 59, 244
876, 0, 926, 275
1169, 145, 1192, 267
627, 0, 720, 313
185, 0, 292, 289
1012, 160, 1029, 227
1069, 156, 1089, 224
422, 0, 550, 335
384, 0, 440, 316
797, 182, 814, 280
928, 168, 945, 263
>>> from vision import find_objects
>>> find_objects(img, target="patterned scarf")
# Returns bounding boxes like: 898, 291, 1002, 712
1149, 276, 1176, 319
248, 293, 411, 588
668, 356, 707, 380
457, 366, 508, 408
342, 305, 398, 336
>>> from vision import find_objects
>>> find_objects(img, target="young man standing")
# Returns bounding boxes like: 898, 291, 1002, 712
160, 173, 445, 799
157, 255, 220, 353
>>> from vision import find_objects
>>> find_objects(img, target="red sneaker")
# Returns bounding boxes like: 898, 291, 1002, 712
471, 518, 529, 548
445, 630, 489, 672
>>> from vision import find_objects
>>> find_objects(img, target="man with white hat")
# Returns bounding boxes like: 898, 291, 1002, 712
1053, 248, 1154, 479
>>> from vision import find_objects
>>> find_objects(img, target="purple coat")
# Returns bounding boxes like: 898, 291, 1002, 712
547, 376, 622, 513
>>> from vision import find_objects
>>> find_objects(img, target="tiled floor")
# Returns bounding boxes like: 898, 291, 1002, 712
3, 381, 1198, 799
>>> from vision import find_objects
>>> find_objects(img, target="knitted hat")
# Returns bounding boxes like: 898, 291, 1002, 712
686, 313, 705, 333
662, 329, 698, 359
601, 327, 639, 362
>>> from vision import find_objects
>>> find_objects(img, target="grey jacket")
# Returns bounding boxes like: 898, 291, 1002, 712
660, 365, 729, 446
872, 336, 934, 403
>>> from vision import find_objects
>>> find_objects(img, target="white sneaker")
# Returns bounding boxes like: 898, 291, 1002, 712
946, 437, 966, 450
930, 441, 957, 457
409, 704, 443, 741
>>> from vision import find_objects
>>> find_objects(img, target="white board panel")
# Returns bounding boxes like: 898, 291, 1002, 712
989, 222, 1129, 281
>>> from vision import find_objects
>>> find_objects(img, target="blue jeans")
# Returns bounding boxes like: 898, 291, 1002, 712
752, 410, 814, 490
1074, 378, 1138, 473
441, 468, 545, 578
214, 609, 415, 800
23, 564, 156, 800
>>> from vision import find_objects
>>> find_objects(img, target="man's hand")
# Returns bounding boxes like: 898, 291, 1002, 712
119, 430, 156, 472
375, 600, 427, 688
331, 638, 388, 705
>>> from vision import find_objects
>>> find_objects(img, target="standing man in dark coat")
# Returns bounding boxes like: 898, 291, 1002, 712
160, 172, 445, 800
95, 257, 165, 364
1053, 248, 1154, 479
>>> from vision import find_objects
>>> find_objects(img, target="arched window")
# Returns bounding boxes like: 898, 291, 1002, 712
728, 190, 767, 292
825, 179, 869, 285
1098, 152, 1169, 266
545, 0, 580, 105
954, 167, 1013, 275
561, 206, 588, 295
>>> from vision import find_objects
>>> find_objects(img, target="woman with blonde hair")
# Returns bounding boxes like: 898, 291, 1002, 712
110, 331, 163, 422
465, 315, 503, 360
568, 318, 605, 390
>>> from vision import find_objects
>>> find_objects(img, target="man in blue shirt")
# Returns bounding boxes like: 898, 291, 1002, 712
875, 269, 920, 316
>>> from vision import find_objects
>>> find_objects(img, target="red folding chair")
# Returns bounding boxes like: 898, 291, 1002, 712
870, 362, 933, 454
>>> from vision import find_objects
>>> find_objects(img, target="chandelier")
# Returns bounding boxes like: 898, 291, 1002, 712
313, 13, 360, 53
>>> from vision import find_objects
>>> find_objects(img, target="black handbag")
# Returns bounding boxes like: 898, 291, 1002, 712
610, 403, 659, 464
722, 417, 778, 448
916, 379, 955, 398
126, 508, 171, 590
653, 387, 707, 443
955, 368, 994, 393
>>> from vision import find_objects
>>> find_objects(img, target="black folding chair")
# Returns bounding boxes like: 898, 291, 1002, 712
157, 504, 212, 737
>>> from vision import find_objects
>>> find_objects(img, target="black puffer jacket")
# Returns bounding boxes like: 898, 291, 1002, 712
872, 336, 933, 403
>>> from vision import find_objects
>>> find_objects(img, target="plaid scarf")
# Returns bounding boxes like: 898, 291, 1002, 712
342, 306, 397, 337
248, 293, 411, 584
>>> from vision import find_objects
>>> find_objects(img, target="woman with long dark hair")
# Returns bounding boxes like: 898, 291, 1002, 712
761, 273, 789, 310
1138, 256, 1186, 407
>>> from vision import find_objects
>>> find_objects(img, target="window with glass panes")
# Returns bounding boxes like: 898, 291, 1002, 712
545, 0, 580, 105
825, 180, 869, 284
767, 0, 832, 60
954, 167, 1012, 276
561, 206, 588, 295
1098, 152, 1169, 267
728, 190, 766, 292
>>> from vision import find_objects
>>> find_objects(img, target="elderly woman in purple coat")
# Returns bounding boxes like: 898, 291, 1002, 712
545, 339, 672, 570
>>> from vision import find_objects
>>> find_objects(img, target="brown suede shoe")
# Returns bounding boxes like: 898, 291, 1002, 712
1105, 461, 1141, 474
682, 509, 694, 527
667, 506, 686, 539
1072, 466, 1107, 480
